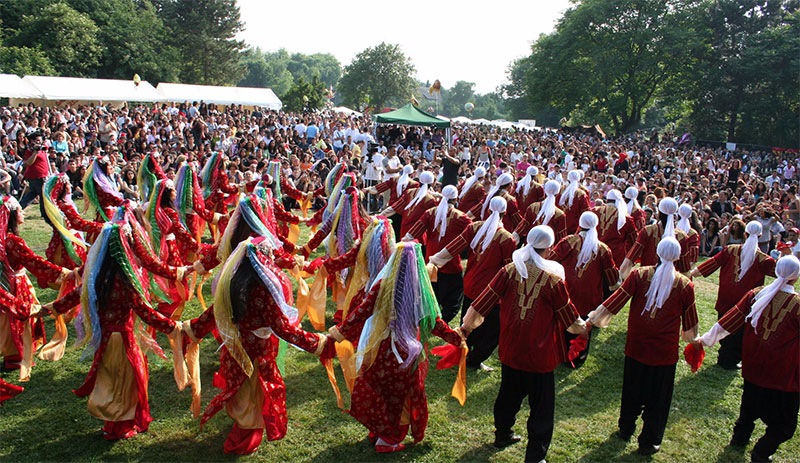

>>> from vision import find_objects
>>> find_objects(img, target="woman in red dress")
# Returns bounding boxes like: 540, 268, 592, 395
40, 206, 188, 440
185, 238, 330, 454
326, 242, 466, 453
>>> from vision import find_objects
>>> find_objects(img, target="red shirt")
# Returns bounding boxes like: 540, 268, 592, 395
719, 289, 800, 392
594, 204, 637, 267
602, 267, 698, 366
558, 189, 591, 235
696, 245, 776, 314
625, 223, 692, 272
514, 201, 568, 243
470, 263, 579, 373
406, 206, 472, 275
457, 182, 486, 214
390, 187, 438, 238
444, 222, 516, 299
23, 148, 49, 179
550, 234, 619, 316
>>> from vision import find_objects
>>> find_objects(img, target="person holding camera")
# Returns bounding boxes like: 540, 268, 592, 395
19, 132, 51, 218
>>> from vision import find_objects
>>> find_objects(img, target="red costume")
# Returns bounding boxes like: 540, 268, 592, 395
625, 224, 692, 272
514, 202, 568, 243
594, 204, 637, 266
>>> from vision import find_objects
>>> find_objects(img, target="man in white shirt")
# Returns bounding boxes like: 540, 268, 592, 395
363, 148, 384, 212
332, 123, 345, 153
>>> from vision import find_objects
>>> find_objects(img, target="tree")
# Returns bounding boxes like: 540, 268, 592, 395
512, 0, 697, 135
441, 81, 475, 117
338, 42, 416, 111
0, 45, 55, 76
281, 76, 327, 112
10, 2, 102, 77
678, 0, 799, 146
286, 53, 341, 89
155, 0, 245, 85
68, 0, 179, 83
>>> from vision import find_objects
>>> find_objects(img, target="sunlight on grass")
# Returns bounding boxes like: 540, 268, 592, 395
1, 213, 796, 462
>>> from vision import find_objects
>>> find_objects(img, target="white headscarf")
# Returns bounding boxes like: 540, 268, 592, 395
643, 237, 681, 314
516, 166, 539, 196
658, 197, 679, 239
537, 180, 561, 226
471, 196, 506, 252
558, 170, 583, 208
396, 164, 414, 197
513, 225, 565, 280
434, 185, 458, 239
738, 221, 763, 281
606, 189, 629, 230
577, 211, 600, 269
405, 170, 434, 210
480, 172, 514, 218
459, 166, 486, 200
676, 204, 693, 233
625, 186, 642, 214
746, 255, 799, 333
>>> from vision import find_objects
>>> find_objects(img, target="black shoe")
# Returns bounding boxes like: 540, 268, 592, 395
718, 361, 742, 370
615, 430, 632, 442
637, 444, 660, 456
493, 434, 521, 448
751, 451, 773, 463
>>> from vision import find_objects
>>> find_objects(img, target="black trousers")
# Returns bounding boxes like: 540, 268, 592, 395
717, 311, 743, 367
363, 178, 381, 214
618, 356, 676, 447
433, 271, 463, 323
732, 380, 799, 460
461, 295, 500, 367
494, 365, 554, 463
390, 214, 402, 241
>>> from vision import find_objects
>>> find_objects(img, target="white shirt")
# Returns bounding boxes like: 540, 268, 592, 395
386, 156, 401, 178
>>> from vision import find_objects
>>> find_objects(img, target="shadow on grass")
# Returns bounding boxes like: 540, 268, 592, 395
456, 442, 502, 462
308, 438, 435, 462
573, 431, 630, 462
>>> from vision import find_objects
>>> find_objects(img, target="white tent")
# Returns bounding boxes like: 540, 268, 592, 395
450, 116, 474, 124
331, 106, 362, 116
22, 75, 162, 103
157, 83, 282, 110
0, 74, 43, 100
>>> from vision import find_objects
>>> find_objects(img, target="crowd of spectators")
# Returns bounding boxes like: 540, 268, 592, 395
1, 100, 798, 259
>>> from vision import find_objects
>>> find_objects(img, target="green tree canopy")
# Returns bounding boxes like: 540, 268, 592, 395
338, 42, 416, 111
155, 0, 245, 85
9, 1, 102, 77
282, 76, 327, 112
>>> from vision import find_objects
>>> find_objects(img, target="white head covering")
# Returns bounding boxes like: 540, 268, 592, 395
558, 170, 583, 208
396, 164, 415, 196
676, 204, 693, 233
480, 172, 514, 218
577, 211, 600, 269
606, 189, 629, 230
434, 185, 458, 239
658, 197, 679, 238
746, 255, 799, 332
516, 166, 539, 196
512, 226, 565, 280
459, 166, 486, 200
643, 237, 681, 314
625, 186, 641, 213
405, 170, 434, 210
738, 221, 763, 281
537, 180, 561, 225
471, 196, 506, 252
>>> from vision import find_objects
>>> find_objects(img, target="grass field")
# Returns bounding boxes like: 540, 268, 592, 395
0, 212, 797, 462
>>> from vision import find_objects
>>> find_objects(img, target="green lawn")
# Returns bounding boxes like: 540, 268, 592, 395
0, 213, 796, 462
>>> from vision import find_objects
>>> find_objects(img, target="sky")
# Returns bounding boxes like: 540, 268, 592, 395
237, 0, 573, 95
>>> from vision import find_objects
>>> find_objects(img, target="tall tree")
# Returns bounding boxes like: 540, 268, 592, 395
0, 45, 55, 76
282, 76, 327, 112
68, 0, 179, 83
513, 0, 697, 135
338, 42, 416, 111
286, 53, 341, 89
238, 47, 293, 95
9, 1, 102, 77
155, 0, 245, 85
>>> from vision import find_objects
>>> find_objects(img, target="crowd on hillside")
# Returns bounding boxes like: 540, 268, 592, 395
2, 101, 798, 258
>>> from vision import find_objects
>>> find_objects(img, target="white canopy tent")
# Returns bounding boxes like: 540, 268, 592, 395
157, 83, 282, 110
21, 75, 162, 104
450, 116, 474, 124
0, 74, 44, 103
331, 106, 362, 117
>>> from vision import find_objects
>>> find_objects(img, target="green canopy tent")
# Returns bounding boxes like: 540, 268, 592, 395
374, 104, 452, 147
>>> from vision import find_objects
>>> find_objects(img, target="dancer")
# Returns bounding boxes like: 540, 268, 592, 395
457, 166, 487, 213
558, 170, 591, 233
514, 180, 568, 243
587, 237, 698, 456
515, 166, 544, 213
690, 221, 775, 369
460, 226, 586, 463
187, 238, 330, 454
694, 255, 799, 463
326, 242, 466, 453
595, 189, 637, 266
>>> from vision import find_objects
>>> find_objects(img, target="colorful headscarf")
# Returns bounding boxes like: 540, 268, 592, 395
82, 158, 123, 221
43, 174, 87, 265
199, 151, 223, 200
356, 242, 440, 373
341, 217, 396, 319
